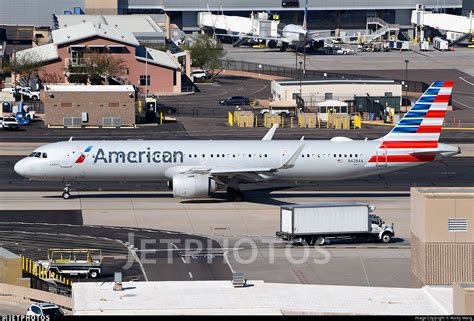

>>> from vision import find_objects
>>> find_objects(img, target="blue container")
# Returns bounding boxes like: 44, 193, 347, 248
2, 102, 11, 113
369, 112, 375, 120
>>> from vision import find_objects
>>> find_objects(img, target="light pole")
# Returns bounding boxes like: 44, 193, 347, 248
404, 59, 409, 109
299, 61, 303, 97
145, 48, 149, 96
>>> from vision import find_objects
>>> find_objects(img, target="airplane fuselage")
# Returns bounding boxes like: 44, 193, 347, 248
14, 139, 457, 184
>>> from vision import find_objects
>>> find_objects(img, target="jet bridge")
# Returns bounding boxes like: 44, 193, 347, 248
197, 11, 280, 45
411, 4, 473, 43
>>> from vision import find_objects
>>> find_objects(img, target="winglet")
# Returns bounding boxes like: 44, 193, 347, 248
262, 124, 279, 141
69, 137, 73, 141
279, 144, 305, 169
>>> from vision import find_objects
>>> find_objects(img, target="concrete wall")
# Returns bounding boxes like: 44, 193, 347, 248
453, 283, 474, 315
37, 36, 178, 94
85, 0, 117, 14
0, 249, 22, 286
43, 88, 136, 127
411, 187, 474, 287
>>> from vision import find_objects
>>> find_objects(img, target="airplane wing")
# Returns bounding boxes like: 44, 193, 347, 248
178, 142, 305, 183
262, 124, 279, 141
214, 33, 288, 43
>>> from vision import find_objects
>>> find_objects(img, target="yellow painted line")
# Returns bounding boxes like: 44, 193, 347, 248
361, 121, 474, 131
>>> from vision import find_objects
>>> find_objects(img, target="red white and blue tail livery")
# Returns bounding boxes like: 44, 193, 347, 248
369, 80, 458, 167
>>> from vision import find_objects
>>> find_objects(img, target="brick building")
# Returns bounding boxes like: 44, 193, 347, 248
43, 85, 136, 127
15, 22, 185, 95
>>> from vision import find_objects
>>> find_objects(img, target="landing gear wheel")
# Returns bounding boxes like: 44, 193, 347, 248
89, 271, 98, 278
62, 192, 71, 200
315, 237, 325, 246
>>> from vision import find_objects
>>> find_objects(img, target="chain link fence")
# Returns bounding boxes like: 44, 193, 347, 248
222, 60, 428, 93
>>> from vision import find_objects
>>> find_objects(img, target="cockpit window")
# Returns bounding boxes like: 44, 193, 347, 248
30, 152, 47, 158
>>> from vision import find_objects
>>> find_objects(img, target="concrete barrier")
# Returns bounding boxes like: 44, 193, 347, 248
0, 283, 72, 310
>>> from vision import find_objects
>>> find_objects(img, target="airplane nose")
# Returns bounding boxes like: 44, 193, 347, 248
14, 158, 29, 177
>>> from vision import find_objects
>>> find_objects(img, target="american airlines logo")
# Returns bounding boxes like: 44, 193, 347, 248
75, 145, 93, 164
94, 148, 184, 164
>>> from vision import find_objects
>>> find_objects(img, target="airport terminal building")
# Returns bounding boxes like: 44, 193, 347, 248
0, 0, 465, 31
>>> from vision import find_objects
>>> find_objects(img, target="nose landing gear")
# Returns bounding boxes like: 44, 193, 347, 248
62, 184, 72, 199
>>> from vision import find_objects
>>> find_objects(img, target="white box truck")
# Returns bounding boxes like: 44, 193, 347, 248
276, 203, 394, 245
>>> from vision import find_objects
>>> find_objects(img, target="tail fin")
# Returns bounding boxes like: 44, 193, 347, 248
377, 80, 453, 144
302, 0, 308, 31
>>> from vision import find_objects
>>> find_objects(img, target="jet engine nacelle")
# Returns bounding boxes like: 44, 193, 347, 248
266, 39, 277, 49
172, 173, 211, 198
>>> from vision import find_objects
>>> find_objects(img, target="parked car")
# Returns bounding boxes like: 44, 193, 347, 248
18, 88, 40, 101
27, 303, 64, 317
191, 70, 209, 80
1, 116, 20, 130
259, 108, 291, 117
219, 96, 251, 106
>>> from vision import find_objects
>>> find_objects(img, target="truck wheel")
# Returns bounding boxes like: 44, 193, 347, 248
381, 233, 391, 243
89, 271, 99, 278
304, 237, 314, 246
316, 237, 325, 246
62, 192, 71, 199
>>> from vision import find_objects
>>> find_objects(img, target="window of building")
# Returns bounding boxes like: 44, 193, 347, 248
140, 75, 150, 86
108, 46, 126, 54
385, 92, 393, 97
108, 102, 119, 108
61, 102, 72, 108
324, 93, 333, 100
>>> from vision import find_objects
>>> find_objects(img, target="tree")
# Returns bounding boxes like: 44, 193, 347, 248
3, 51, 44, 86
185, 34, 226, 81
64, 53, 128, 85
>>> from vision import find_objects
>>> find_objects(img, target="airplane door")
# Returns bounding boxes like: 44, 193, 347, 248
281, 149, 290, 166
376, 145, 387, 167
60, 150, 73, 168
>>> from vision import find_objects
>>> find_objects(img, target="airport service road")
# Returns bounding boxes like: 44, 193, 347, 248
0, 191, 412, 240
0, 221, 231, 283
0, 193, 412, 287
0, 156, 473, 192
225, 246, 411, 288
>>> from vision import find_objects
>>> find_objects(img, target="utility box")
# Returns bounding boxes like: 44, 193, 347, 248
419, 41, 429, 51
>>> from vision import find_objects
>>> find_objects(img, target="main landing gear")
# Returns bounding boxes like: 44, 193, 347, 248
226, 187, 245, 202
62, 184, 72, 199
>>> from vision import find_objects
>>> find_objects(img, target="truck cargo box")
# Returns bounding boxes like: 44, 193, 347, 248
280, 203, 371, 235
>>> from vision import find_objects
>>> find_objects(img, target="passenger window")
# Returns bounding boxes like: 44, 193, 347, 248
350, 154, 352, 158
344, 154, 347, 158
307, 154, 310, 158
222, 154, 225, 157
264, 154, 268, 157
302, 155, 304, 158
317, 154, 320, 158
211, 154, 214, 158
233, 154, 236, 158
202, 154, 205, 158
333, 154, 336, 157
194, 154, 197, 158
216, 154, 219, 158
249, 154, 251, 158
339, 154, 342, 157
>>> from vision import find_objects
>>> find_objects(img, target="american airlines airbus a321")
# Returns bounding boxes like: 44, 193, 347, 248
14, 81, 460, 201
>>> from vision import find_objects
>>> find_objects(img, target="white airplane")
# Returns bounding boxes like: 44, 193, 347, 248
216, 0, 333, 51
14, 81, 460, 201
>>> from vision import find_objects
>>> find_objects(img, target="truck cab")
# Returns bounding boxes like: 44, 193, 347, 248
370, 214, 394, 243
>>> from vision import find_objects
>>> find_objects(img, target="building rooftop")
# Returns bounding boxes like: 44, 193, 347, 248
275, 79, 397, 86
15, 43, 58, 63
44, 85, 135, 92
56, 15, 163, 34
136, 47, 180, 70
73, 280, 453, 315
52, 22, 139, 47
